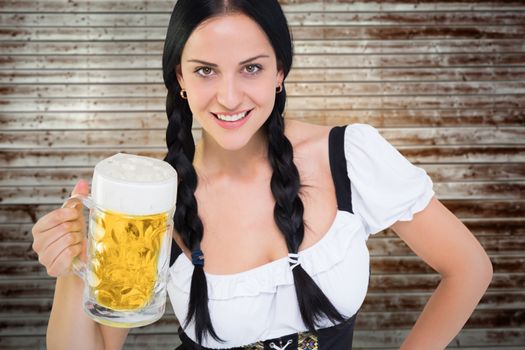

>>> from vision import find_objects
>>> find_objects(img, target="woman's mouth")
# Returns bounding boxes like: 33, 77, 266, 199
211, 109, 253, 129
213, 109, 251, 122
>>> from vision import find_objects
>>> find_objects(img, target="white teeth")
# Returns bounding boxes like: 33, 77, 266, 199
216, 111, 248, 122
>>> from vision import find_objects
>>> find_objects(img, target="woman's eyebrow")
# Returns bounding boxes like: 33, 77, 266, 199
187, 54, 270, 67
239, 54, 270, 65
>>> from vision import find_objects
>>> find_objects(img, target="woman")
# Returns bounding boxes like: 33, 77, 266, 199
31, 0, 493, 349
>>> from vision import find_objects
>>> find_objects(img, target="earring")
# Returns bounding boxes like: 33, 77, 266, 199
180, 89, 188, 99
276, 85, 283, 94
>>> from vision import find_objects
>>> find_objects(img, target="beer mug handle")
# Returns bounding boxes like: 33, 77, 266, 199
61, 193, 94, 279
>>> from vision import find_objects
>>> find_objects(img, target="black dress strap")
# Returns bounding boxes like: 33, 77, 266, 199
328, 126, 353, 213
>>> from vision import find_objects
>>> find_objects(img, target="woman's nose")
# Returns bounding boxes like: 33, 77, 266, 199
216, 75, 243, 110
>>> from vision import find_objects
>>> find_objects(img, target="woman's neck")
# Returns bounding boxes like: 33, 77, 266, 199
194, 129, 270, 182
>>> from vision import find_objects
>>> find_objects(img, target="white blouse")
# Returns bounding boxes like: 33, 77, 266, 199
166, 123, 435, 348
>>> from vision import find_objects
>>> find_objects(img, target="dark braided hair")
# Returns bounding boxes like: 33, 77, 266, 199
162, 0, 345, 344
266, 91, 346, 330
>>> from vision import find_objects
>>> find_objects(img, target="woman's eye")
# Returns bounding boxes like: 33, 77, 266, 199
196, 67, 214, 77
244, 64, 261, 74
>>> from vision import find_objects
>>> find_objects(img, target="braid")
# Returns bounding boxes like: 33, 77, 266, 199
265, 85, 346, 331
164, 83, 222, 344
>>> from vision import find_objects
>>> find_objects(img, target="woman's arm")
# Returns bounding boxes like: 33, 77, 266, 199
47, 275, 129, 350
391, 197, 493, 350
32, 180, 129, 350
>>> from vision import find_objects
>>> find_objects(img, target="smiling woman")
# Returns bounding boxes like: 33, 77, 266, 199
162, 1, 347, 345
29, 1, 494, 350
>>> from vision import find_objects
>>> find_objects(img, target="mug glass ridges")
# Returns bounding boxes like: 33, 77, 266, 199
88, 209, 169, 311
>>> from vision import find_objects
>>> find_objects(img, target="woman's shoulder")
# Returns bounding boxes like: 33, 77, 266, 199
284, 119, 332, 152
284, 119, 334, 179
285, 121, 382, 154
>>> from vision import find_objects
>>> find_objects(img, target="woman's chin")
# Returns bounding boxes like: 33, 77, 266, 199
215, 138, 253, 152
201, 121, 268, 153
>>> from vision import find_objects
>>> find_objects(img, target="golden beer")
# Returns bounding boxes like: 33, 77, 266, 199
87, 209, 170, 311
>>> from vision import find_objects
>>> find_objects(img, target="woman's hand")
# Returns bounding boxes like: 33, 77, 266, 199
31, 180, 89, 277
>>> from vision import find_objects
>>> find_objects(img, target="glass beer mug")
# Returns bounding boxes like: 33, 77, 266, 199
65, 153, 177, 328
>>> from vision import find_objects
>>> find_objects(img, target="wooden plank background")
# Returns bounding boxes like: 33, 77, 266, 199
1, 0, 524, 349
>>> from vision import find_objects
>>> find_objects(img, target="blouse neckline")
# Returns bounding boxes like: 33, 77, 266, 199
175, 209, 348, 279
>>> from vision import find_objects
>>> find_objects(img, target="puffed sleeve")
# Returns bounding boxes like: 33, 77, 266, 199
344, 124, 435, 236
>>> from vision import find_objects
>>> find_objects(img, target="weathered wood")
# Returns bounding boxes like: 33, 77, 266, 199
3, 53, 525, 69
0, 130, 170, 148
379, 218, 525, 238
2, 164, 524, 188
3, 14, 525, 38
3, 67, 525, 86
353, 328, 525, 347
2, 109, 524, 130
2, 95, 525, 112
4, 236, 525, 260
3, 81, 525, 99
0, 261, 46, 277
1, 0, 525, 12
3, 219, 524, 244
369, 235, 525, 256
3, 39, 525, 56
2, 147, 525, 169
0, 336, 46, 350
0, 298, 53, 315
362, 290, 525, 312
0, 111, 170, 130
2, 332, 524, 350
0, 308, 523, 336
124, 334, 181, 350
1, 182, 524, 206
0, 169, 93, 186
0, 254, 521, 278
1, 272, 523, 299
2, 25, 525, 41
1, 242, 38, 261
3, 219, 524, 243
2, 12, 525, 27
16, 24, 523, 40
0, 149, 169, 168
293, 25, 525, 40
0, 201, 523, 225
0, 334, 181, 350
1, 127, 523, 150
0, 224, 34, 241
2, 290, 522, 317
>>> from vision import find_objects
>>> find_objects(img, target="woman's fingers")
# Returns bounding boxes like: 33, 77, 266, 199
46, 241, 84, 277
32, 211, 86, 277
32, 217, 82, 254
38, 224, 84, 264
31, 180, 90, 277
31, 207, 80, 243
40, 229, 85, 276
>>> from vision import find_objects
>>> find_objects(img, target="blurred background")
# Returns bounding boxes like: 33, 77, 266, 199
0, 0, 524, 349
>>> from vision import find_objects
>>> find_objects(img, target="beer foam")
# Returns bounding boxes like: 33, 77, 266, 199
92, 153, 177, 215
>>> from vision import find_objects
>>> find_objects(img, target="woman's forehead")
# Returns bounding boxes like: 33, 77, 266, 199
182, 13, 275, 61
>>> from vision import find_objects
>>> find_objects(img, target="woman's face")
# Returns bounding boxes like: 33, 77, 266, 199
177, 13, 284, 151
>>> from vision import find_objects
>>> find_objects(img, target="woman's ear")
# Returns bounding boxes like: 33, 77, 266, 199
176, 64, 185, 88
277, 71, 284, 87
276, 62, 285, 87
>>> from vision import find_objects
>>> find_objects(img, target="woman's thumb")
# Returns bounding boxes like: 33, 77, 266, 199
71, 179, 89, 196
